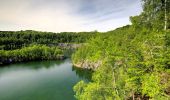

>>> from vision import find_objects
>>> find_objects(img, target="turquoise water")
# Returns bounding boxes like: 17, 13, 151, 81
0, 59, 91, 100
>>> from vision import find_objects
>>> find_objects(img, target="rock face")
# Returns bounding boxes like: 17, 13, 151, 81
58, 43, 83, 49
73, 60, 102, 70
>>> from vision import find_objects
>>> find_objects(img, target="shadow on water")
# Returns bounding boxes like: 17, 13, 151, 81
72, 66, 93, 82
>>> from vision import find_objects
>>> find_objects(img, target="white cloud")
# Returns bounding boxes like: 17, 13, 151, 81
0, 0, 142, 32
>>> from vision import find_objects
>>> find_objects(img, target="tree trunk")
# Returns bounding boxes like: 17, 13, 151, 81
164, 0, 167, 31
132, 93, 135, 100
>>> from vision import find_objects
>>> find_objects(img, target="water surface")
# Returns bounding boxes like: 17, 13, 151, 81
0, 59, 91, 100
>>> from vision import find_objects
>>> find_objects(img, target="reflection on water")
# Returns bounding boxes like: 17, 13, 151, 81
72, 66, 93, 82
1, 60, 64, 69
0, 59, 91, 100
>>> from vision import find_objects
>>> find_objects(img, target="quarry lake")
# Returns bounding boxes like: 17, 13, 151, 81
0, 59, 91, 100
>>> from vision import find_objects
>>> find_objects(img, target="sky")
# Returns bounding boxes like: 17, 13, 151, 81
0, 0, 142, 32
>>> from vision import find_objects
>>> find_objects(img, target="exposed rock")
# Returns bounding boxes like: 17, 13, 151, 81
73, 60, 102, 70
58, 43, 83, 49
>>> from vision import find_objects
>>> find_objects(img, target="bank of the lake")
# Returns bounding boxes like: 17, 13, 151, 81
0, 45, 65, 65
0, 59, 92, 100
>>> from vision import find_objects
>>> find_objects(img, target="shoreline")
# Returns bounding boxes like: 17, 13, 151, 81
0, 55, 66, 67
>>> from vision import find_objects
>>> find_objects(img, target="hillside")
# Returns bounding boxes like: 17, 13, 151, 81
72, 0, 170, 99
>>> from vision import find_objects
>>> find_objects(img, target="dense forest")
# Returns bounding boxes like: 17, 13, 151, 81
0, 30, 98, 65
0, 45, 63, 65
72, 0, 170, 99
0, 30, 97, 50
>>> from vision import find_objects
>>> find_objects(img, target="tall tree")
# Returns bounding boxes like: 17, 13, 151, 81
164, 0, 167, 30
142, 0, 170, 30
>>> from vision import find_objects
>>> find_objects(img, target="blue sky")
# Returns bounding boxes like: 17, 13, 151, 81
0, 0, 142, 32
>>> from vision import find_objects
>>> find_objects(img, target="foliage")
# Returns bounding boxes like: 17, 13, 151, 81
0, 45, 63, 65
0, 30, 98, 50
73, 0, 170, 99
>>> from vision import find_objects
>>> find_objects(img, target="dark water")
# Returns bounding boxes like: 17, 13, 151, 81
0, 59, 91, 100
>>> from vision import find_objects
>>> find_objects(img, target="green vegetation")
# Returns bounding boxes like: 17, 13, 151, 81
73, 0, 170, 99
0, 0, 170, 99
0, 30, 97, 65
0, 30, 97, 50
0, 45, 63, 65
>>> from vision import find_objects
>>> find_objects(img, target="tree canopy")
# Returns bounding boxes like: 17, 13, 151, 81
73, 0, 170, 99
